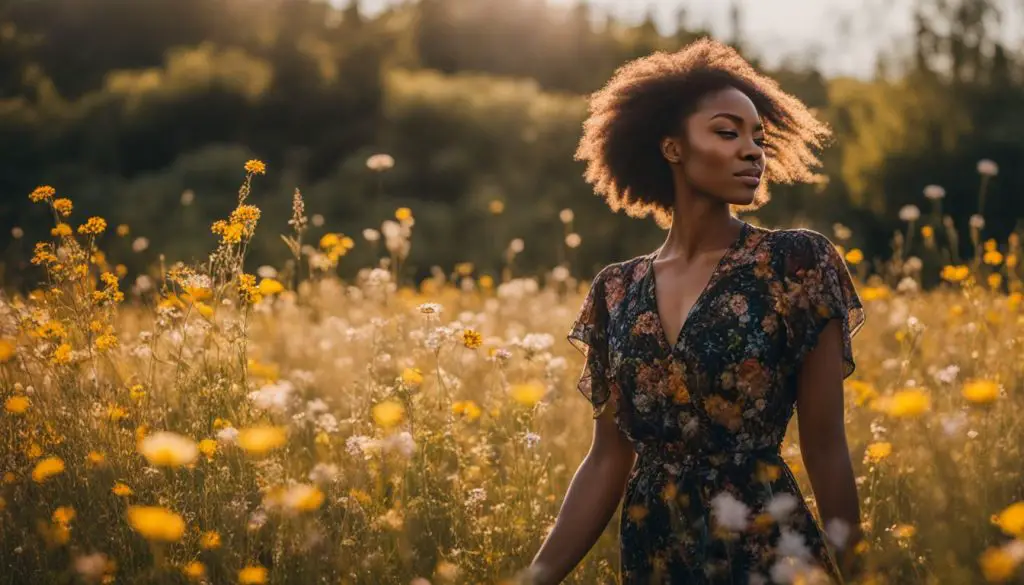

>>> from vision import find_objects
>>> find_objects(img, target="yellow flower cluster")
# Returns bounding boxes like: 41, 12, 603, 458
29, 185, 56, 202
941, 265, 970, 283
237, 273, 262, 304
91, 272, 125, 306
244, 159, 266, 175
319, 232, 355, 264
52, 198, 73, 216
77, 217, 107, 236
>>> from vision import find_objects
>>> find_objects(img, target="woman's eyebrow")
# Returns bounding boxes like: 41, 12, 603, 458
709, 112, 764, 132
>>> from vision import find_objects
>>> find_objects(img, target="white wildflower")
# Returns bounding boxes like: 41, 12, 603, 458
766, 493, 799, 523
899, 205, 920, 222
923, 185, 945, 200
710, 491, 750, 531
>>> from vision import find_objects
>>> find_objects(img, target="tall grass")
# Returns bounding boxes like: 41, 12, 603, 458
1, 161, 1022, 584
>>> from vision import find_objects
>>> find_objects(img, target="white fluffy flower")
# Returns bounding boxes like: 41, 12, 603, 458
899, 204, 921, 222
825, 518, 852, 550
216, 426, 239, 444
977, 159, 999, 177
777, 528, 813, 560
710, 491, 750, 531
309, 462, 340, 484
766, 492, 799, 523
248, 380, 295, 413
923, 184, 946, 200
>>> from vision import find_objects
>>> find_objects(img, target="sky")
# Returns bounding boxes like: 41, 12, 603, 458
354, 0, 921, 77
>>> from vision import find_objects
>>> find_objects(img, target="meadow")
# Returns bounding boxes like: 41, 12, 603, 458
1, 160, 1023, 585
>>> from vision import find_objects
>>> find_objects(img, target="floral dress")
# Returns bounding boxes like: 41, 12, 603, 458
567, 222, 866, 585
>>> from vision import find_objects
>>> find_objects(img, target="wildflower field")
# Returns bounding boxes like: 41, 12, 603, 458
2, 161, 1024, 585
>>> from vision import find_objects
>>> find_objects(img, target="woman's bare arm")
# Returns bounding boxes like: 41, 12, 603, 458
796, 318, 863, 577
528, 404, 636, 584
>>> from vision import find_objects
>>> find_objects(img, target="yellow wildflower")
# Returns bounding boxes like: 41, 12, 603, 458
257, 278, 284, 296
844, 249, 864, 265
237, 426, 287, 457
479, 275, 494, 289
0, 339, 14, 362
884, 388, 930, 418
980, 546, 1019, 583
510, 382, 546, 407
52, 506, 75, 526
238, 566, 268, 584
29, 185, 56, 202
198, 439, 217, 460
992, 502, 1024, 537
26, 443, 43, 458
264, 483, 325, 513
95, 333, 118, 352
845, 380, 879, 407
244, 159, 266, 175
32, 457, 65, 483
452, 400, 482, 421
1007, 254, 1018, 268
865, 442, 892, 463
183, 561, 206, 580
129, 384, 146, 401
941, 265, 970, 283
859, 286, 890, 302
984, 250, 1004, 265
52, 198, 73, 216
107, 404, 128, 422
488, 200, 505, 214
891, 524, 916, 539
112, 482, 133, 497
963, 380, 1000, 405
395, 207, 413, 222
372, 400, 405, 429
51, 223, 72, 237
319, 233, 340, 250
5, 395, 30, 414
78, 217, 107, 235
138, 431, 199, 467
401, 368, 424, 387
237, 273, 262, 304
116, 224, 130, 237
921, 225, 934, 238
989, 273, 1004, 289
199, 530, 221, 550
3, 472, 15, 484
126, 506, 186, 542
462, 329, 483, 349
195, 302, 214, 318
87, 451, 106, 466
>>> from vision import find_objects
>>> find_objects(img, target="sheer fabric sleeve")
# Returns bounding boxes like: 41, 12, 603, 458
567, 268, 614, 419
779, 230, 866, 379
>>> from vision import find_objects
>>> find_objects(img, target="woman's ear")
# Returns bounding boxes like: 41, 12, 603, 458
661, 136, 682, 164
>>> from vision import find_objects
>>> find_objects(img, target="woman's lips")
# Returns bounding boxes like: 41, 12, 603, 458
735, 175, 761, 187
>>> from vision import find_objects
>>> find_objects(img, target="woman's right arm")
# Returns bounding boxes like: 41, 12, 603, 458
527, 404, 636, 584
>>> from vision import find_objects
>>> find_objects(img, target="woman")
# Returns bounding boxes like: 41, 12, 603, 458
527, 38, 866, 584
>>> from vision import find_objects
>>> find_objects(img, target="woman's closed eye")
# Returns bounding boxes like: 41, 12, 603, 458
716, 130, 768, 149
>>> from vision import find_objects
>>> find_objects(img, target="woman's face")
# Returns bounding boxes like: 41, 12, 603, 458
662, 87, 766, 206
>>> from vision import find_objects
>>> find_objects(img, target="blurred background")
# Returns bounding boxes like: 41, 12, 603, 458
1, 0, 1021, 285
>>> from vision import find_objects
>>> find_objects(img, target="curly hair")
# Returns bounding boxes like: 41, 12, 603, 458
575, 37, 832, 228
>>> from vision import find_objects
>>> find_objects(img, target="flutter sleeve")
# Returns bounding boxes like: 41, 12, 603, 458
567, 267, 614, 419
779, 230, 866, 379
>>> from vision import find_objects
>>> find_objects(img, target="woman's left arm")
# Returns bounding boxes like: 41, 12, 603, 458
796, 317, 862, 576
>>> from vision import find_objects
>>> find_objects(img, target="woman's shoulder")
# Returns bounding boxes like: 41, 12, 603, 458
588, 252, 652, 289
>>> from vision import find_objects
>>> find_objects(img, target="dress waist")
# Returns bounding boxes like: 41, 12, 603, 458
634, 443, 783, 478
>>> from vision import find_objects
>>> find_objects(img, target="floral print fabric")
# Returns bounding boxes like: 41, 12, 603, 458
567, 222, 866, 584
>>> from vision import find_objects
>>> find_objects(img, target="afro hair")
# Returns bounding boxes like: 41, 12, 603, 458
574, 37, 832, 228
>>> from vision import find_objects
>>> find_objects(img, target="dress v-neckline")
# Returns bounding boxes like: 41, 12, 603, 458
646, 221, 750, 350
